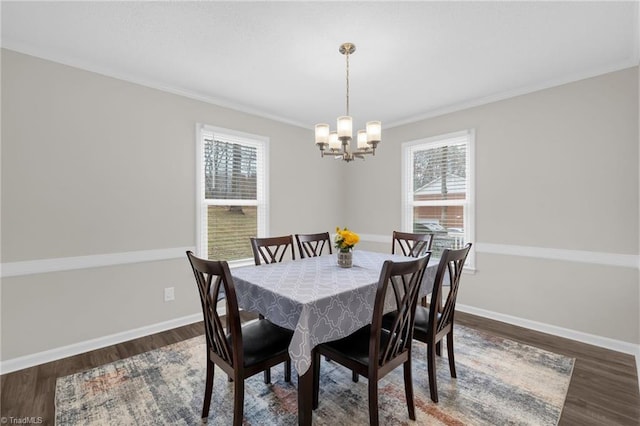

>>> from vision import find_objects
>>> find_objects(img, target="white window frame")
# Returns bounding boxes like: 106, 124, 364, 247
401, 129, 475, 270
196, 123, 269, 267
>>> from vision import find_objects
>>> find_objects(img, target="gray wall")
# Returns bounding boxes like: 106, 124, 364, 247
1, 49, 343, 360
349, 67, 639, 345
1, 49, 638, 365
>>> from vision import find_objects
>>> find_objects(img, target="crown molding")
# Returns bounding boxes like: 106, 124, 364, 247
1, 45, 309, 130
385, 60, 639, 129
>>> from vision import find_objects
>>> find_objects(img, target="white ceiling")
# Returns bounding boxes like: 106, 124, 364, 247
2, 1, 638, 130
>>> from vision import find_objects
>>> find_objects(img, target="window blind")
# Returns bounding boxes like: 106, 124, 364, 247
198, 126, 267, 262
402, 130, 474, 264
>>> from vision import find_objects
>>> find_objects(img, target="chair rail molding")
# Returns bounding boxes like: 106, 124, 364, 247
3, 240, 638, 274
358, 234, 640, 269
475, 242, 639, 269
1, 246, 195, 277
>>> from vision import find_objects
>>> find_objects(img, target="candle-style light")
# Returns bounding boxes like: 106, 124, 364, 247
328, 132, 340, 150
315, 123, 329, 145
314, 43, 381, 162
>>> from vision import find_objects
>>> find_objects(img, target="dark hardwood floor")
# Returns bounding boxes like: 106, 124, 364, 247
2, 311, 638, 425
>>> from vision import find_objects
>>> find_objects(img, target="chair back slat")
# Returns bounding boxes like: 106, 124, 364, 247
186, 251, 243, 369
429, 244, 472, 336
210, 275, 234, 361
392, 231, 434, 258
250, 235, 296, 265
295, 232, 332, 259
372, 254, 431, 366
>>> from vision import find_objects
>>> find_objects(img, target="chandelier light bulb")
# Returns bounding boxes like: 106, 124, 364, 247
357, 130, 369, 149
328, 131, 340, 150
366, 121, 382, 143
315, 123, 330, 145
337, 116, 353, 139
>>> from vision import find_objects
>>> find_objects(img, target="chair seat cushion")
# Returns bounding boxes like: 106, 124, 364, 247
382, 306, 438, 336
322, 325, 391, 366
234, 319, 293, 367
413, 306, 430, 334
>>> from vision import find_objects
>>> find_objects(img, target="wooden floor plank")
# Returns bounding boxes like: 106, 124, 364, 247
1, 313, 637, 426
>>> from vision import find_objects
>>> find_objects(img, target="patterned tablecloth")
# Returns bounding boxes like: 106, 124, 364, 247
231, 250, 439, 376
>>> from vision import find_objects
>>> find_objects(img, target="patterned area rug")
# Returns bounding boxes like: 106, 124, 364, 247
55, 325, 574, 425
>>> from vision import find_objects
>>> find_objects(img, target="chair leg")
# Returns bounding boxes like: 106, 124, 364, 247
403, 359, 416, 420
447, 331, 457, 378
436, 340, 442, 356
427, 342, 439, 403
312, 350, 321, 409
352, 370, 359, 382
264, 368, 271, 384
368, 379, 379, 426
232, 376, 245, 426
201, 359, 215, 421
284, 360, 292, 382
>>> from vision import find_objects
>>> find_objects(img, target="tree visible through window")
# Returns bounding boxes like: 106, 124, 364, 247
402, 130, 474, 265
197, 125, 267, 263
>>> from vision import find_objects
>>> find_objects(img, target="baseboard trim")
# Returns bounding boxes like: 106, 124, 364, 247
1, 246, 195, 277
2, 305, 638, 387
457, 303, 640, 392
457, 303, 640, 356
0, 313, 202, 375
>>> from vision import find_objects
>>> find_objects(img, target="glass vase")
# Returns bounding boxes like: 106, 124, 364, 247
337, 250, 353, 268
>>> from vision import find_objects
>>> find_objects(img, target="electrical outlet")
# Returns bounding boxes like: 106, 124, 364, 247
164, 287, 175, 302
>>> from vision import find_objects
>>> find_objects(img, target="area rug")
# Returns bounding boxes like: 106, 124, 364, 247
55, 325, 574, 425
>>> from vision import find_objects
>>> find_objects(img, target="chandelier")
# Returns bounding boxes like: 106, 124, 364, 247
314, 43, 381, 162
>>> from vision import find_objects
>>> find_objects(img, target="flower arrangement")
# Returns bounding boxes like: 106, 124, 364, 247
334, 227, 360, 253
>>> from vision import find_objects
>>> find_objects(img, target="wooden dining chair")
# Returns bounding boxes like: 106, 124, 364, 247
295, 232, 333, 259
343, 230, 435, 385
392, 230, 434, 258
186, 251, 293, 426
249, 234, 296, 382
387, 243, 472, 403
250, 235, 296, 265
392, 230, 436, 314
312, 254, 431, 426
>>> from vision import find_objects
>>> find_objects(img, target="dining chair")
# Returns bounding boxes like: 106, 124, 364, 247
295, 232, 336, 370
186, 251, 293, 426
250, 235, 296, 265
343, 230, 435, 384
312, 254, 431, 426
392, 230, 436, 315
392, 230, 434, 258
295, 232, 333, 259
249, 234, 296, 382
385, 243, 472, 403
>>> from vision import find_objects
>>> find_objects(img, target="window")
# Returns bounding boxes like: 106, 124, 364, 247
196, 124, 268, 265
402, 130, 474, 267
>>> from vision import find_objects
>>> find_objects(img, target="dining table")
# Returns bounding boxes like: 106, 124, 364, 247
230, 249, 440, 426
